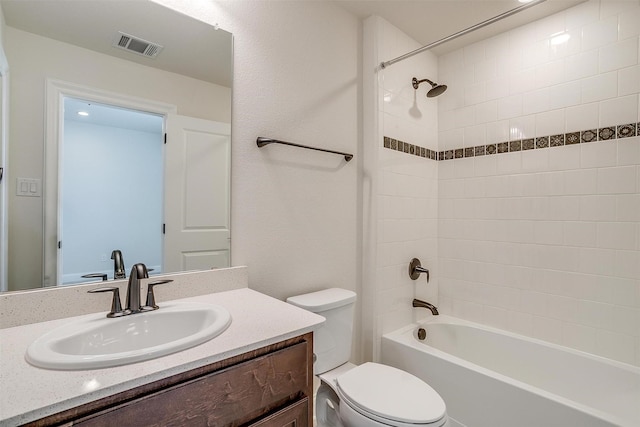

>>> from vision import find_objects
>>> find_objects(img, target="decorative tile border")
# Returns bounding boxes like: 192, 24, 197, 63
384, 122, 639, 161
383, 136, 438, 160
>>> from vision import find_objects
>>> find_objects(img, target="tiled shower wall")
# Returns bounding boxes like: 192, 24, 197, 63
364, 17, 439, 359
437, 0, 640, 366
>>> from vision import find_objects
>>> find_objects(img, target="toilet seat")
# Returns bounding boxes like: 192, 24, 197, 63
336, 363, 447, 427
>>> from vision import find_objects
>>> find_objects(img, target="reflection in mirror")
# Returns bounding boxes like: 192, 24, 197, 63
0, 0, 233, 292
60, 98, 163, 285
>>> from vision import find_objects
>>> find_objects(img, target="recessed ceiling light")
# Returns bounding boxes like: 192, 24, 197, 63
77, 111, 89, 117
518, 0, 534, 3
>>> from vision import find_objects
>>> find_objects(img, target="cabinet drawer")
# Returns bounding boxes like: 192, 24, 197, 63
75, 341, 309, 427
249, 397, 308, 427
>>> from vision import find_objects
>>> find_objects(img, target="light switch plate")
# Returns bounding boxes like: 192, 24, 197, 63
16, 178, 41, 197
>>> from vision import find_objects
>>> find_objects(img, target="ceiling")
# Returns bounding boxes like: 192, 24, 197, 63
334, 0, 585, 56
0, 0, 233, 87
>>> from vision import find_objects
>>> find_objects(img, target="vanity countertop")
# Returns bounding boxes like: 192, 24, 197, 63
0, 288, 325, 426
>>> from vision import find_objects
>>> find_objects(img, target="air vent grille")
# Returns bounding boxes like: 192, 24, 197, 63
113, 32, 163, 58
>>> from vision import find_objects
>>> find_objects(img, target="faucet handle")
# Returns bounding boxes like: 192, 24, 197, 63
409, 258, 430, 282
88, 287, 128, 318
144, 280, 174, 310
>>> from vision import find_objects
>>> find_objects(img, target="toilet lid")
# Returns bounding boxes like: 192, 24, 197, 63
336, 363, 446, 425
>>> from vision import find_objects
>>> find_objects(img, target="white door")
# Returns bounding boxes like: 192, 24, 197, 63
164, 114, 230, 272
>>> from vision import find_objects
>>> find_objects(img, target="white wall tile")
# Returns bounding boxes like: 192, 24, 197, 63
464, 124, 486, 148
563, 322, 597, 353
581, 15, 618, 51
565, 0, 600, 31
523, 87, 551, 115
564, 221, 597, 247
454, 105, 476, 128
580, 140, 617, 168
535, 109, 566, 136
475, 58, 497, 83
595, 329, 636, 364
597, 166, 637, 194
619, 65, 640, 96
549, 144, 581, 170
616, 194, 640, 222
549, 81, 582, 110
565, 50, 599, 82
474, 100, 498, 124
565, 168, 598, 194
599, 37, 639, 73
465, 82, 486, 106
436, 0, 640, 367
565, 103, 599, 132
581, 71, 618, 103
497, 94, 523, 120
600, 0, 639, 18
599, 94, 639, 127
618, 6, 640, 40
535, 59, 566, 88
597, 222, 638, 250
485, 120, 510, 144
580, 195, 618, 221
532, 316, 563, 344
509, 115, 536, 140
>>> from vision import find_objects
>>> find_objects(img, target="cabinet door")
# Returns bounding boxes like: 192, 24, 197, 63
249, 398, 308, 427
73, 341, 309, 426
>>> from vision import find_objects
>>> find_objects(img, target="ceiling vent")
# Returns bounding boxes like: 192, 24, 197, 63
113, 32, 163, 58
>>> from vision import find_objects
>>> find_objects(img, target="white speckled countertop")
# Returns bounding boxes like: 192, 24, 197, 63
0, 288, 325, 426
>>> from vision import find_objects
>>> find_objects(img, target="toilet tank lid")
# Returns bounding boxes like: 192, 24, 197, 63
286, 288, 356, 312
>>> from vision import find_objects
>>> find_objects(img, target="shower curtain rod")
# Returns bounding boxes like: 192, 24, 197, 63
380, 0, 547, 69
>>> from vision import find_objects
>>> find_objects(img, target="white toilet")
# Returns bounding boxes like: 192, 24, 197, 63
287, 288, 448, 427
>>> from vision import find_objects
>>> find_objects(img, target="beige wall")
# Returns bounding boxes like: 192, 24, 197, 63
5, 26, 231, 291
155, 0, 362, 359
4, 0, 361, 359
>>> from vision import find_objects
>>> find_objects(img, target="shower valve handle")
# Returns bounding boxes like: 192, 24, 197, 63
409, 258, 429, 282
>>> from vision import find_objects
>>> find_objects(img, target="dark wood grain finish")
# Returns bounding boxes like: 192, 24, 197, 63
248, 397, 308, 427
25, 333, 313, 427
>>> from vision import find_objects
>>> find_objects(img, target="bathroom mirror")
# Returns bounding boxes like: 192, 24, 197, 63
0, 0, 233, 292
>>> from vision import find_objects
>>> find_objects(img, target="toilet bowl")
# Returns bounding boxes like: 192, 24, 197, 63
287, 288, 448, 427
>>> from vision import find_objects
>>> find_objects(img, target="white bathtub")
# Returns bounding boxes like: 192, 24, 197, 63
381, 315, 640, 427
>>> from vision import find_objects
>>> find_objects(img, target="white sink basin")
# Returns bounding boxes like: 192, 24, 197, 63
26, 302, 231, 370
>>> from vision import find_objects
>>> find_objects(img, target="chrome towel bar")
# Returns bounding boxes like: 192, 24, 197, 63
257, 137, 353, 162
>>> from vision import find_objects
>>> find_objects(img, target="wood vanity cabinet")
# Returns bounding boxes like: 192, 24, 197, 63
27, 333, 313, 427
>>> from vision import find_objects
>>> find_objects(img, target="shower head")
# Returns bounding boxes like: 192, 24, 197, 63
412, 77, 448, 98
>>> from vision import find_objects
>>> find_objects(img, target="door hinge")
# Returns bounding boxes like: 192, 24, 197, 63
164, 133, 167, 144
162, 224, 166, 234
58, 241, 62, 249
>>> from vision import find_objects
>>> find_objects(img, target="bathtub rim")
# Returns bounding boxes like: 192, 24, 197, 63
382, 315, 640, 427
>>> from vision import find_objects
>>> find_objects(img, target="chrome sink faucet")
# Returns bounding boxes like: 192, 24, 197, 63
126, 263, 148, 313
89, 262, 174, 318
412, 298, 439, 315
111, 250, 126, 279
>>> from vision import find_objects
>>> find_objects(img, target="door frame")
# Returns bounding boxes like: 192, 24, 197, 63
0, 44, 9, 291
44, 79, 176, 285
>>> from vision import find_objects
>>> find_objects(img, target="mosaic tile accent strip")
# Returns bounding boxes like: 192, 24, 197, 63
599, 127, 615, 141
550, 134, 564, 147
383, 121, 640, 162
618, 123, 636, 138
582, 129, 597, 143
383, 137, 437, 160
536, 136, 549, 149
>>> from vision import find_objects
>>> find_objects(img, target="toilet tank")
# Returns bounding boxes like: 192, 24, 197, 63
287, 288, 356, 375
